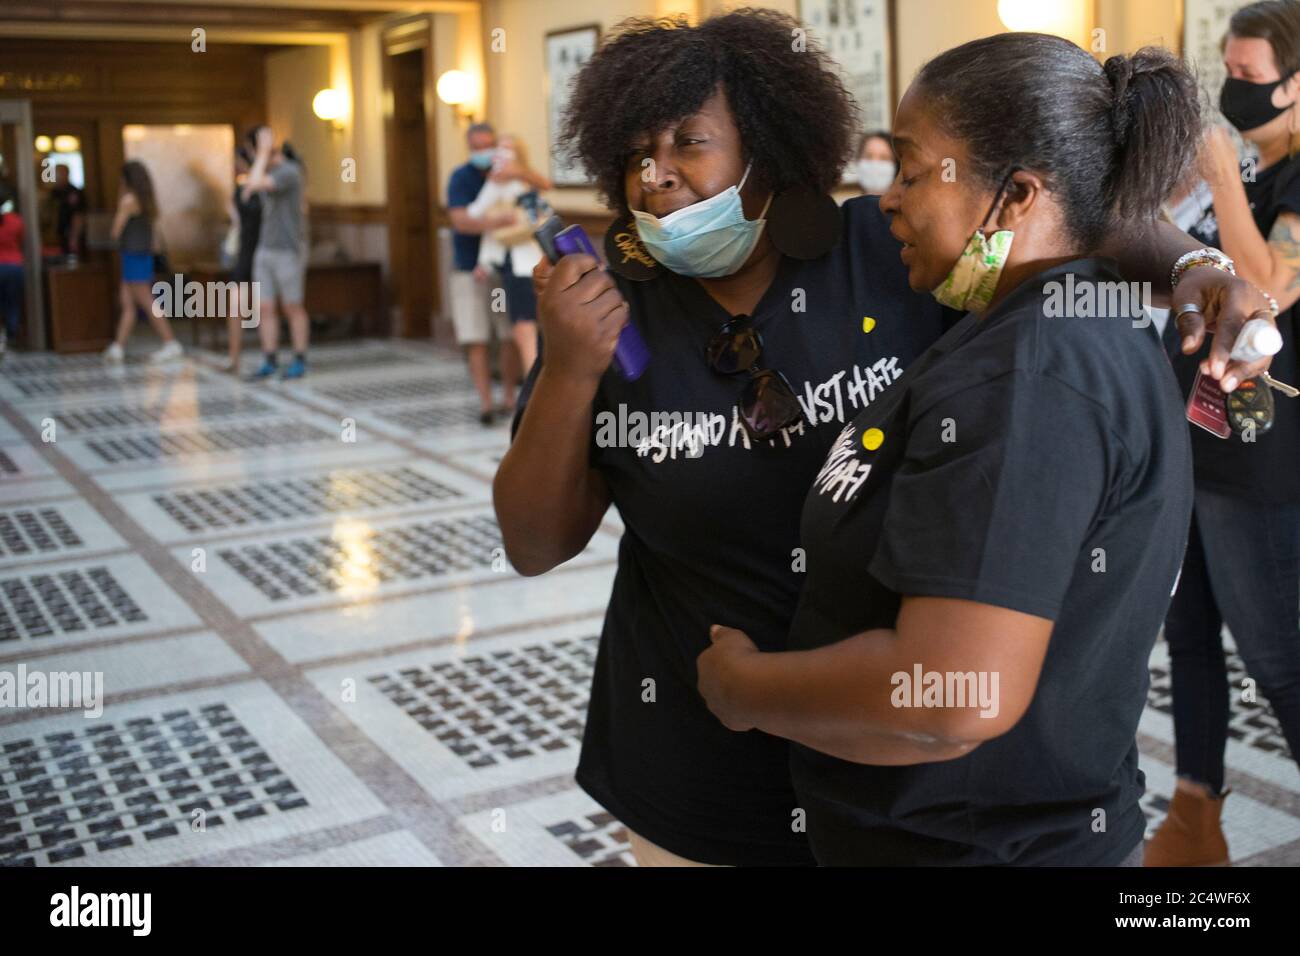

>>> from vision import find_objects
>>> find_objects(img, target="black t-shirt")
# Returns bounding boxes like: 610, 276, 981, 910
1166, 154, 1300, 503
512, 196, 951, 864
54, 185, 85, 255
235, 187, 262, 276
789, 258, 1193, 865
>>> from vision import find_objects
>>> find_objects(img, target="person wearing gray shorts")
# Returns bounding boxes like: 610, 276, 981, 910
242, 125, 310, 381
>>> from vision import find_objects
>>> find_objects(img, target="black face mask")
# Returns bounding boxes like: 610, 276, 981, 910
1220, 76, 1292, 131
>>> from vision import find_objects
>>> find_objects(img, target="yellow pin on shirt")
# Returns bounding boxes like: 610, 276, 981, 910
862, 428, 884, 450
862, 316, 876, 333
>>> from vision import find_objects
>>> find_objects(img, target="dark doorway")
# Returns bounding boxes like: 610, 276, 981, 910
383, 18, 439, 339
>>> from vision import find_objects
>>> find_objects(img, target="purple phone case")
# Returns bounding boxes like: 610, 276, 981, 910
553, 225, 650, 381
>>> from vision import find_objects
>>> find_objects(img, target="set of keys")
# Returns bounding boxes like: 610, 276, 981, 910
1180, 308, 1294, 438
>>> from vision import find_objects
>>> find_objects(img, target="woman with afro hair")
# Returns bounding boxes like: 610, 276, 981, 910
495, 7, 1268, 866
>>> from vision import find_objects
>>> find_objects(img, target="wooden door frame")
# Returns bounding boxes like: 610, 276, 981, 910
0, 99, 48, 351
381, 14, 441, 339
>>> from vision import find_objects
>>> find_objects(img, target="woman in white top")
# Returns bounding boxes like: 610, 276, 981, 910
468, 135, 551, 376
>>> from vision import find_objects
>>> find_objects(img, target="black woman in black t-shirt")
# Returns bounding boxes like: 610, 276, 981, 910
1148, 0, 1300, 867
495, 10, 1275, 867
696, 34, 1285, 867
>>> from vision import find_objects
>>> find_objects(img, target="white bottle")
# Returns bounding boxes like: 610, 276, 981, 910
1229, 317, 1283, 363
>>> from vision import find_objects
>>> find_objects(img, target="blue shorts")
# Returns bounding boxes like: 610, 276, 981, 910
500, 253, 536, 323
121, 252, 154, 284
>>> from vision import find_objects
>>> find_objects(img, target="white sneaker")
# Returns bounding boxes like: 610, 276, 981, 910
103, 342, 124, 363
150, 340, 183, 363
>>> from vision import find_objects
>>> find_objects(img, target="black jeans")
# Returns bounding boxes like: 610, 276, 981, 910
0, 263, 22, 337
1164, 488, 1300, 793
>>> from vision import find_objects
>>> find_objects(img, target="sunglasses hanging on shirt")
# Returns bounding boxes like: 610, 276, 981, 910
706, 315, 806, 440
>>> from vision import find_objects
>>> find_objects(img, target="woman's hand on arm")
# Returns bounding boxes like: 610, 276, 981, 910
492, 254, 628, 575
697, 597, 1052, 765
1103, 209, 1278, 392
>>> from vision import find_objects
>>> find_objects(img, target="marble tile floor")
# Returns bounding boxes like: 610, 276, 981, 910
0, 339, 1295, 867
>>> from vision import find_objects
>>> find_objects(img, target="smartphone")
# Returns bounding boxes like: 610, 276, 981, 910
534, 215, 651, 381
1186, 369, 1232, 439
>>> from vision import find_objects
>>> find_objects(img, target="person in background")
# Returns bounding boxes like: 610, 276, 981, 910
243, 125, 310, 380
469, 133, 551, 381
40, 164, 85, 258
222, 144, 262, 373
448, 122, 535, 425
104, 160, 181, 363
855, 129, 898, 196
0, 182, 24, 357
1146, 0, 1300, 867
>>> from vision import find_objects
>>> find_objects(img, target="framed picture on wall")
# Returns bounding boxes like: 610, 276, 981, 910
1181, 0, 1250, 107
545, 23, 600, 187
798, 0, 896, 137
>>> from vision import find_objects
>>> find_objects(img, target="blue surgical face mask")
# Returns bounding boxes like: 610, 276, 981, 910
469, 149, 495, 170
632, 162, 773, 278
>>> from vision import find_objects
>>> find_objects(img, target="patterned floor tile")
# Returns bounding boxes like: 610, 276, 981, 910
115, 460, 490, 544
0, 554, 201, 653
0, 500, 127, 570
181, 505, 616, 618
0, 362, 210, 403
307, 622, 599, 800
0, 680, 385, 866
23, 391, 280, 437
91, 440, 410, 495
460, 788, 634, 867
0, 632, 249, 719
255, 564, 614, 664
413, 428, 512, 457
56, 416, 348, 471
258, 830, 442, 866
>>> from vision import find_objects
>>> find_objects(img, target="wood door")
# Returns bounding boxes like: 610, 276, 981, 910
382, 18, 438, 340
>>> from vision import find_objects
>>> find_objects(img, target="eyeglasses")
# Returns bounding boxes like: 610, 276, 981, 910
705, 315, 805, 440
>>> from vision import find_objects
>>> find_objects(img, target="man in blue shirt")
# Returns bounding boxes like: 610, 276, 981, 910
447, 122, 525, 425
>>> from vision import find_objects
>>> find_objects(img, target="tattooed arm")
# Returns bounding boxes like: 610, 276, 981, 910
1262, 213, 1300, 311
1204, 126, 1300, 310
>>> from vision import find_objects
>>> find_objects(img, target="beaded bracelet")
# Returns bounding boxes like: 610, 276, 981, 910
1256, 288, 1281, 318
1170, 248, 1236, 291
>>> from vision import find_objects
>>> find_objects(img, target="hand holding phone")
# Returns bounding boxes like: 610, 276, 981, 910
535, 216, 650, 381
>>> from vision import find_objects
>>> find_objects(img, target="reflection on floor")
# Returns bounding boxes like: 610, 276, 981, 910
0, 340, 1295, 866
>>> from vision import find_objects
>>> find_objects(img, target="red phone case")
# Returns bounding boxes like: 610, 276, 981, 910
1186, 369, 1232, 439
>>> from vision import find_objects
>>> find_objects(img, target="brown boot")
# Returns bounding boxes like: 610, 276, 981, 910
1144, 782, 1230, 866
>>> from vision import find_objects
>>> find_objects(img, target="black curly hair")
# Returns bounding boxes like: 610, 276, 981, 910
561, 7, 859, 212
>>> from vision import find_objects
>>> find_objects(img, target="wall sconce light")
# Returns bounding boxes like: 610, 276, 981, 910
34, 135, 52, 153
312, 88, 347, 131
52, 134, 81, 152
997, 0, 1084, 37
436, 69, 477, 122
